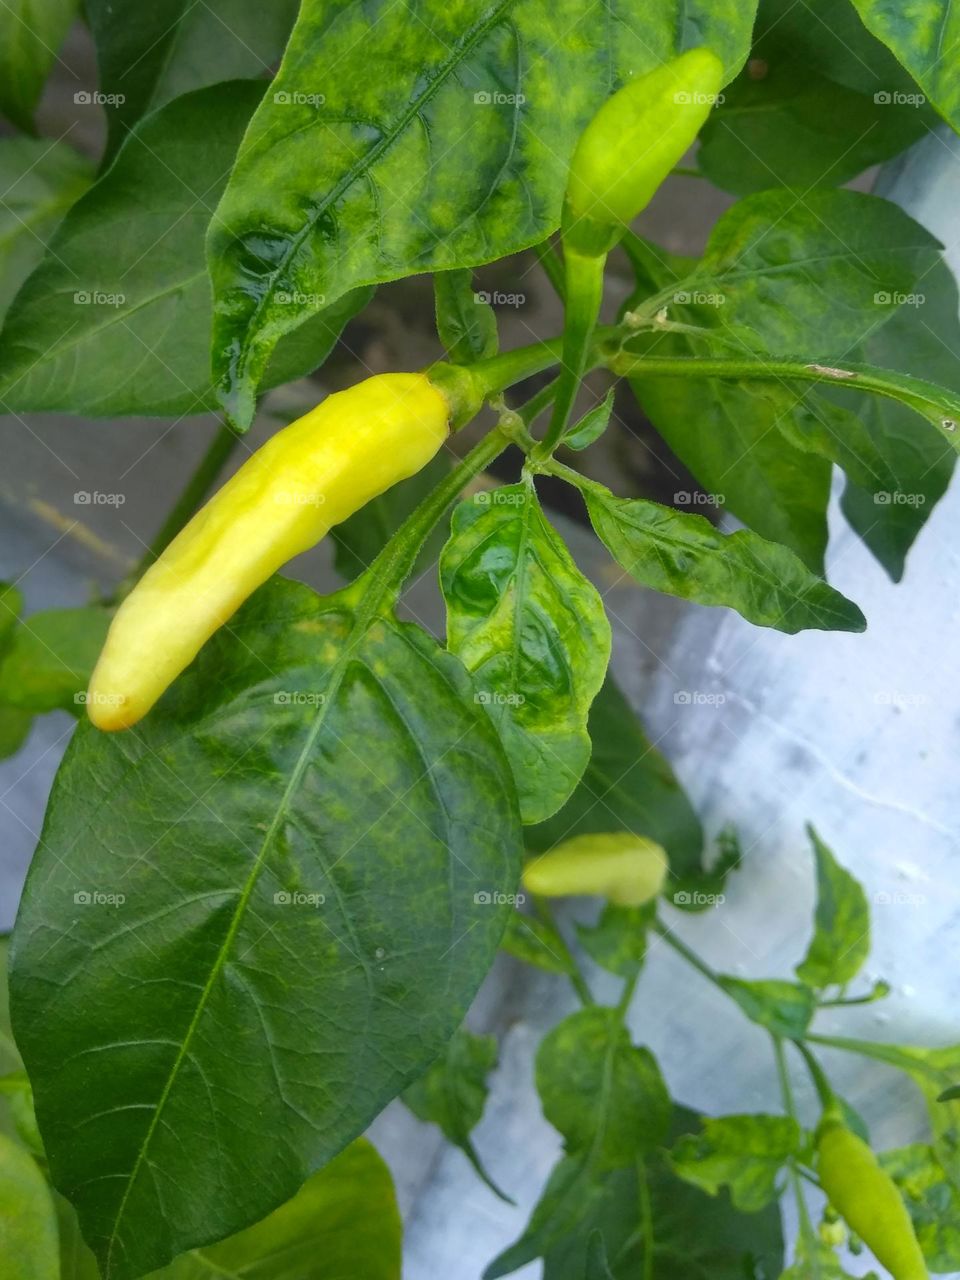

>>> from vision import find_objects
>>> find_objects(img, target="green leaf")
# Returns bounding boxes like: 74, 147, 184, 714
563, 389, 615, 451
0, 708, 32, 759
838, 257, 960, 579
0, 83, 370, 418
795, 825, 870, 991
0, 138, 92, 324
849, 0, 960, 133
85, 0, 300, 161
206, 0, 759, 425
332, 451, 451, 583
0, 0, 76, 132
880, 1143, 960, 1272
779, 1237, 862, 1279
486, 1108, 785, 1280
434, 268, 498, 364
536, 1007, 670, 1170
718, 978, 816, 1038
157, 1139, 401, 1279
0, 606, 110, 713
501, 911, 574, 975
404, 1027, 509, 1201
526, 674, 704, 882
0, 1130, 58, 1280
441, 481, 611, 824
698, 60, 928, 196
579, 479, 865, 634
576, 902, 654, 979
10, 577, 521, 1278
585, 1232, 615, 1280
669, 1114, 801, 1212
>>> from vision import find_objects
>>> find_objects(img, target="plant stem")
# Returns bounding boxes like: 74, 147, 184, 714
535, 249, 606, 458
772, 1035, 820, 1253
637, 1155, 655, 1280
533, 238, 566, 301
531, 898, 594, 1005
121, 421, 240, 590
650, 918, 725, 990
469, 337, 564, 400
792, 1039, 836, 1110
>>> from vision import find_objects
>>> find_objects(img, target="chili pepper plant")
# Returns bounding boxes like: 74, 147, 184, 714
0, 2, 958, 1278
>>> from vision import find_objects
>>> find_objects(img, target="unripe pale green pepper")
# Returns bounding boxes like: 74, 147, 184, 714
564, 47, 724, 256
88, 372, 451, 731
816, 1116, 928, 1280
522, 834, 667, 906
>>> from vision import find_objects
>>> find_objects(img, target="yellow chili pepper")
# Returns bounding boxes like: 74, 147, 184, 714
564, 47, 724, 256
87, 372, 451, 731
816, 1117, 928, 1280
522, 833, 667, 906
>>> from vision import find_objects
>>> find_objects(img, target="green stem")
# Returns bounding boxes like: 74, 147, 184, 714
637, 1155, 654, 1280
534, 238, 566, 301
469, 337, 564, 400
617, 969, 640, 1017
532, 898, 594, 1006
357, 427, 511, 611
773, 1036, 819, 1251
535, 249, 607, 458
792, 1040, 836, 1110
651, 918, 725, 990
671, 165, 703, 179
805, 1032, 928, 1076
123, 421, 239, 587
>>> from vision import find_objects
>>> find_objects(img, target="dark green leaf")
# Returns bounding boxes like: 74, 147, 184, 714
0, 138, 92, 324
563, 389, 615, 451
0, 0, 76, 132
0, 83, 369, 418
10, 577, 521, 1278
0, 1072, 43, 1156
486, 1108, 785, 1280
404, 1027, 509, 1201
585, 1232, 615, 1280
576, 902, 654, 979
669, 1114, 800, 1212
441, 481, 611, 824
85, 0, 300, 161
796, 825, 870, 991
526, 675, 704, 882
698, 61, 928, 196
206, 0, 759, 425
718, 978, 816, 1038
536, 1007, 670, 1169
0, 1130, 58, 1280
501, 911, 574, 975
838, 258, 960, 579
669, 825, 742, 914
332, 450, 451, 583
0, 709, 32, 759
434, 268, 498, 364
881, 1143, 960, 1272
0, 606, 110, 713
849, 1, 960, 133
579, 479, 865, 634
